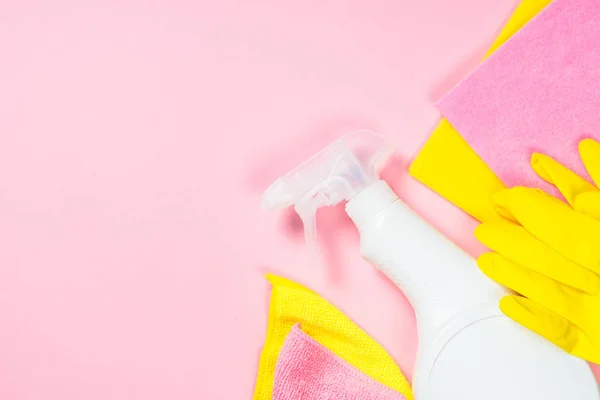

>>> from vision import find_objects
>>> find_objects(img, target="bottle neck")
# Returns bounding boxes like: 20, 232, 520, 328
346, 179, 509, 339
345, 180, 399, 227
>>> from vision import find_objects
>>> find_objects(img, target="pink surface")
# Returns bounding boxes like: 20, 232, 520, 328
273, 324, 405, 400
437, 0, 600, 195
4, 1, 594, 400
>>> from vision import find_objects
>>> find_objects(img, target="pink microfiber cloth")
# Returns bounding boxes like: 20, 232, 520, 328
436, 0, 600, 195
273, 324, 406, 400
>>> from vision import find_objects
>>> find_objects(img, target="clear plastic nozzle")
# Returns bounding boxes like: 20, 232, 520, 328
261, 130, 393, 247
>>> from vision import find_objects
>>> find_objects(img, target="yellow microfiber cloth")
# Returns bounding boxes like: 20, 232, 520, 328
253, 274, 413, 400
409, 0, 553, 224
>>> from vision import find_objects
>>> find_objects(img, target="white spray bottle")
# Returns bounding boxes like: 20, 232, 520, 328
262, 131, 599, 400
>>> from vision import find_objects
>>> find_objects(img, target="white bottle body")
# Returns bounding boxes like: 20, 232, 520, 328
346, 180, 599, 400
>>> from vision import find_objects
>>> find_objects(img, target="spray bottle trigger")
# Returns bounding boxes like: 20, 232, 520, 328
294, 192, 326, 249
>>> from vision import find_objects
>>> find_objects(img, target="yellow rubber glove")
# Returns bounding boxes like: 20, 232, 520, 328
475, 139, 600, 363
253, 274, 413, 400
409, 0, 552, 224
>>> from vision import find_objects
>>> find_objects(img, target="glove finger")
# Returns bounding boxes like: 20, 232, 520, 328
491, 186, 566, 225
531, 152, 598, 209
490, 189, 519, 224
574, 191, 600, 221
579, 138, 600, 189
475, 223, 600, 295
500, 296, 600, 364
498, 186, 600, 275
477, 252, 581, 323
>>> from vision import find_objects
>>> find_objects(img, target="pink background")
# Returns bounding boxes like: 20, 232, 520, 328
3, 1, 595, 399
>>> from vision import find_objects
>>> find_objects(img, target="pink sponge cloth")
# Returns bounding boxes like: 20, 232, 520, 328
436, 0, 600, 195
273, 324, 406, 400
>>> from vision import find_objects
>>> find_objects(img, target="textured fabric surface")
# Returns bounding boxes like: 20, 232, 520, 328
273, 324, 406, 400
409, 0, 552, 223
437, 0, 600, 196
252, 274, 413, 400
475, 141, 600, 362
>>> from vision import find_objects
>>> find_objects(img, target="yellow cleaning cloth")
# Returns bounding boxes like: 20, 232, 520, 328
253, 274, 413, 400
409, 0, 553, 224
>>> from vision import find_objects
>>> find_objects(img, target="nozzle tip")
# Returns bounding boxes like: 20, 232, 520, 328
261, 178, 285, 210
259, 197, 271, 210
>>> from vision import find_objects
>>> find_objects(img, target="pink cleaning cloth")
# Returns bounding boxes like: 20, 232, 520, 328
436, 0, 600, 195
273, 324, 406, 400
